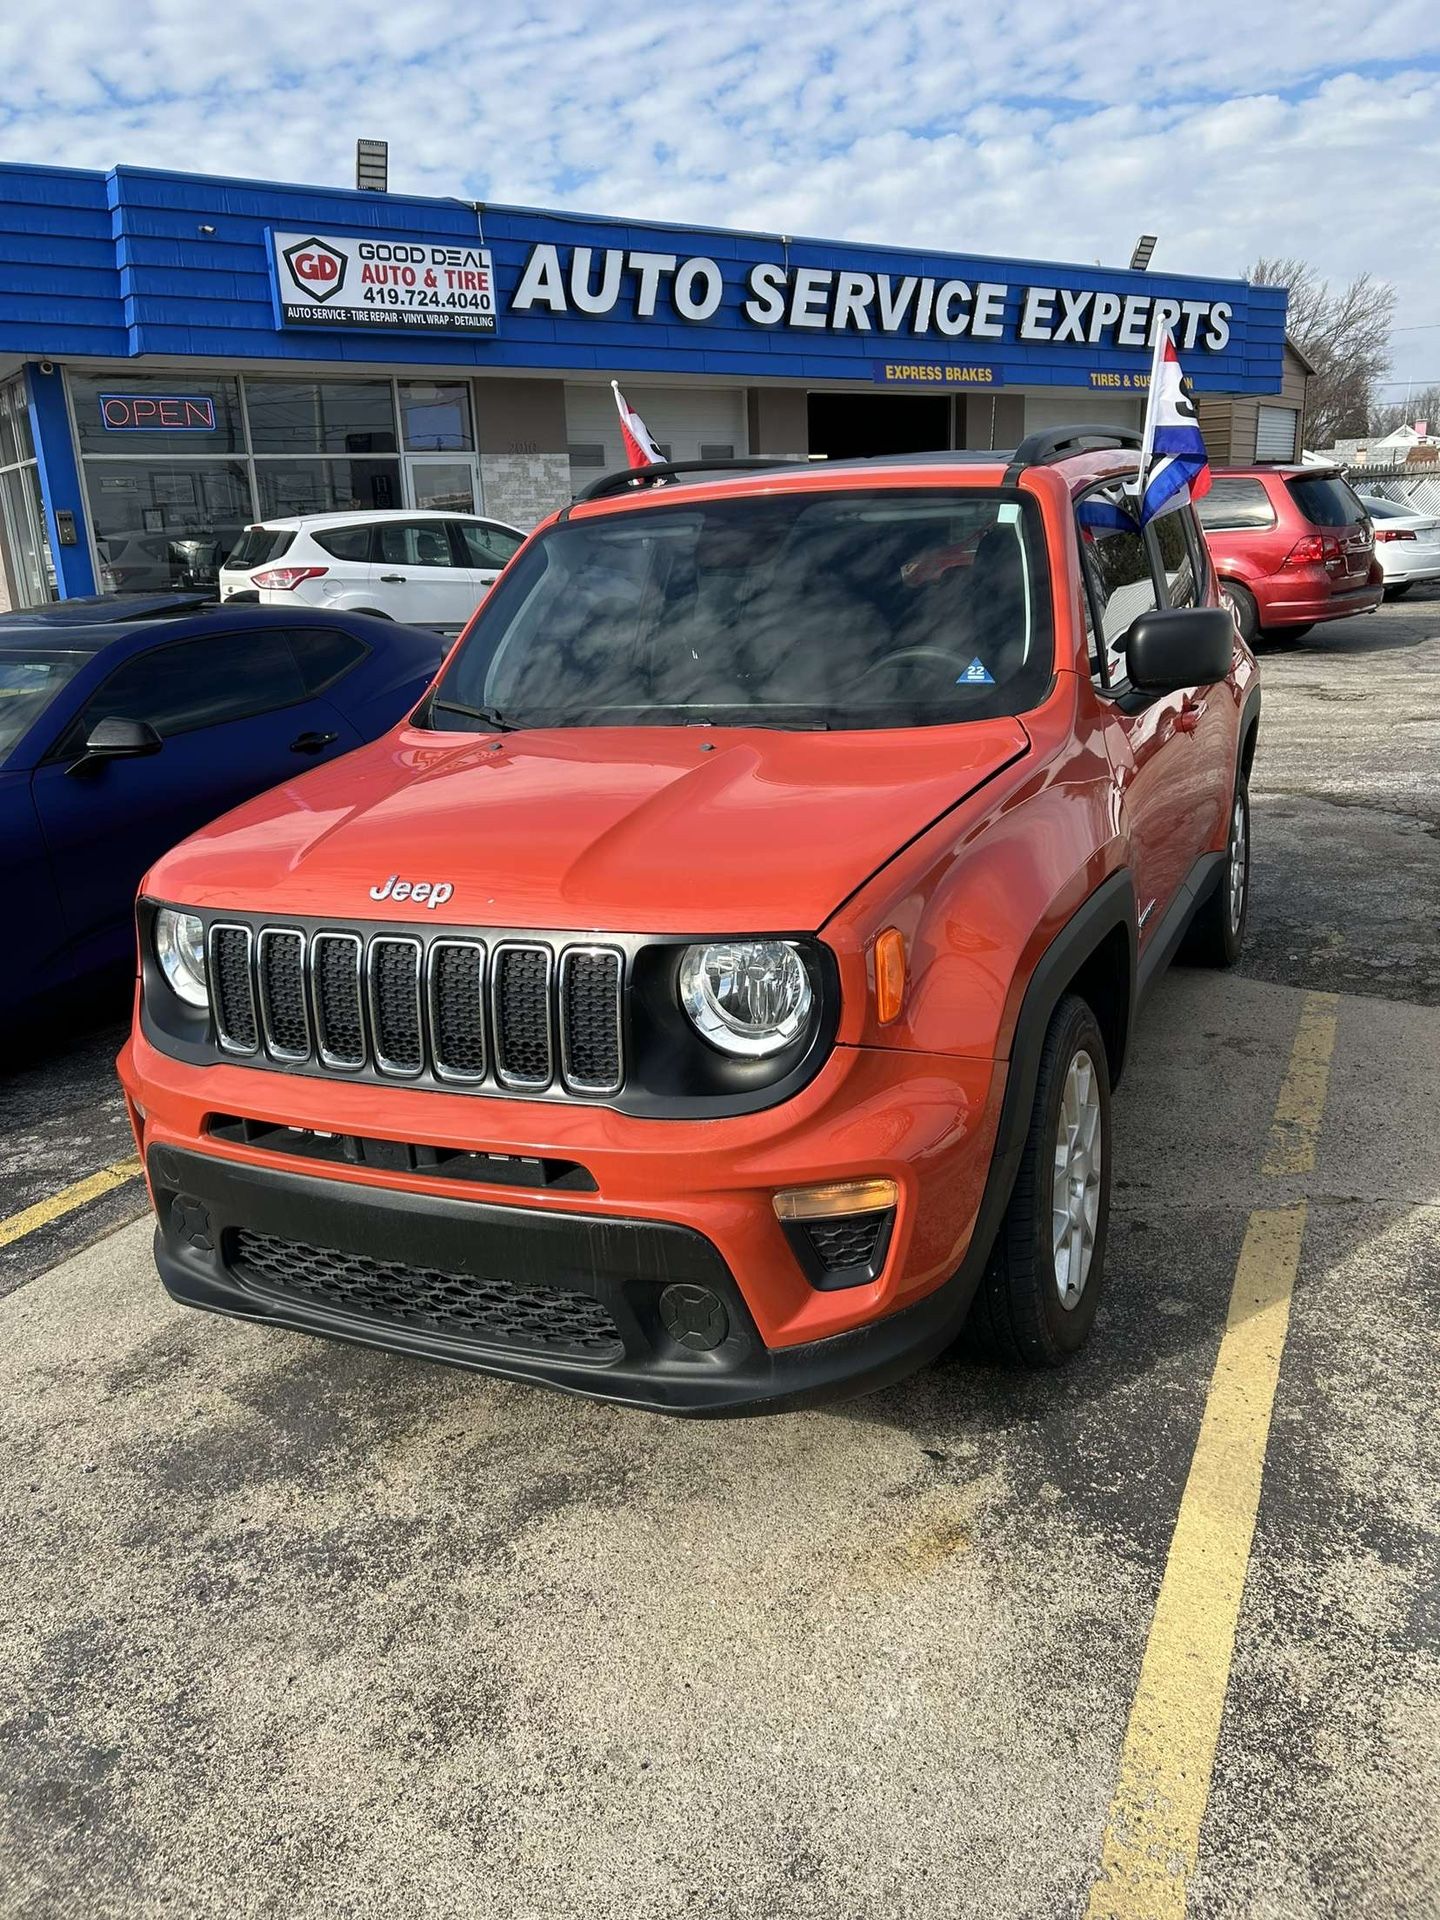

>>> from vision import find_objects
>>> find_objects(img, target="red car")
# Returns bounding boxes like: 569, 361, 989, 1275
1197, 464, 1383, 644
119, 429, 1259, 1416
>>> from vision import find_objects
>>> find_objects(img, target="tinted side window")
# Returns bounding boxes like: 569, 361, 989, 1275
1149, 511, 1197, 608
455, 522, 525, 571
312, 524, 374, 562
376, 521, 456, 569
1286, 474, 1366, 528
1196, 479, 1276, 532
79, 631, 307, 739
285, 626, 369, 694
1077, 495, 1159, 682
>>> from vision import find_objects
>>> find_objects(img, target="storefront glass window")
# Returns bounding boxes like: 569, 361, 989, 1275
85, 459, 252, 593
64, 373, 465, 593
255, 458, 401, 518
399, 382, 474, 451
246, 379, 398, 454
69, 371, 245, 455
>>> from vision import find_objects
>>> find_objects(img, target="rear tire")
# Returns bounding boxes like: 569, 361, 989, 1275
1220, 580, 1258, 645
1384, 583, 1413, 601
1267, 622, 1313, 643
967, 994, 1111, 1367
1182, 779, 1250, 967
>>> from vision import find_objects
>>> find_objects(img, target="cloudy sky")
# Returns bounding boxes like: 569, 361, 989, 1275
4, 0, 1440, 395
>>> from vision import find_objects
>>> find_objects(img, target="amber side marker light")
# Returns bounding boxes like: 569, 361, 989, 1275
773, 1178, 900, 1222
874, 927, 907, 1024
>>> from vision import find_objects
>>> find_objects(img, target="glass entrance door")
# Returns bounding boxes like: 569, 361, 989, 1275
406, 456, 480, 513
0, 464, 57, 607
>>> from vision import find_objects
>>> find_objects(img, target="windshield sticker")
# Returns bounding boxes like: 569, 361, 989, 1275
958, 658, 996, 685
996, 503, 1021, 525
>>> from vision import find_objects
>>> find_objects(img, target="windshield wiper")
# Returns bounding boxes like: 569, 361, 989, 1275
687, 714, 831, 731
429, 698, 517, 732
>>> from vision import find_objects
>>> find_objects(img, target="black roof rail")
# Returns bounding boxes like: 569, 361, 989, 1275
1002, 425, 1142, 485
569, 456, 811, 508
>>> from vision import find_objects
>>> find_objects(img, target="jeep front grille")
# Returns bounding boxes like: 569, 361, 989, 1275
208, 921, 625, 1099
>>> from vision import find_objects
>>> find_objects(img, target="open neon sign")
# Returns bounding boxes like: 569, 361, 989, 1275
99, 394, 217, 432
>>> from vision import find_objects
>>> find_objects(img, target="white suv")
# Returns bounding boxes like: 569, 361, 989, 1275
219, 510, 526, 633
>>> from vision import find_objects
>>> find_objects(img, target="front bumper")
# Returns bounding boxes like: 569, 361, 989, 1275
146, 1145, 993, 1416
120, 1030, 1007, 1414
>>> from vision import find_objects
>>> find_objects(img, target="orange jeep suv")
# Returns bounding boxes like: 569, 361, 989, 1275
120, 429, 1259, 1415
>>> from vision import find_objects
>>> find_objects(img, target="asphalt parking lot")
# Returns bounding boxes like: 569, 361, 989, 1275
2, 593, 1438, 1919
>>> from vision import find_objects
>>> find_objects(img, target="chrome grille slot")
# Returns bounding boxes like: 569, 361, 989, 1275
558, 947, 624, 1094
257, 929, 309, 1059
209, 923, 258, 1054
368, 936, 424, 1076
427, 939, 486, 1082
492, 944, 554, 1088
312, 932, 365, 1069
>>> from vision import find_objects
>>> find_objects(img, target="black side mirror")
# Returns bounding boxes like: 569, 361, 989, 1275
1125, 606, 1235, 693
67, 715, 164, 777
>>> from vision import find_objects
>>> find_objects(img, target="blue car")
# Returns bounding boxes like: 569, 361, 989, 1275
0, 595, 444, 1026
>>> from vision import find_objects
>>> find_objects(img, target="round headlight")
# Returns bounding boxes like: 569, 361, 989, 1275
155, 908, 208, 1009
678, 940, 813, 1058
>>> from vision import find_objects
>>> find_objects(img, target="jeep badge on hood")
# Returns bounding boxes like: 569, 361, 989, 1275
369, 876, 454, 908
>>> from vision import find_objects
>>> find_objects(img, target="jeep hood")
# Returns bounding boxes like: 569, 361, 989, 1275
149, 720, 1029, 934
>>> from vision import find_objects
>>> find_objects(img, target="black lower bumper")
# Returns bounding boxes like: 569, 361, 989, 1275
146, 1146, 987, 1417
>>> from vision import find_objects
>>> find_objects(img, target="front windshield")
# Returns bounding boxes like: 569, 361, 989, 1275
0, 650, 88, 760
425, 488, 1052, 732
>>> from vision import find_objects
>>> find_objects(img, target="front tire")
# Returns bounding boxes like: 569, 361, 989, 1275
968, 994, 1111, 1366
1183, 779, 1250, 967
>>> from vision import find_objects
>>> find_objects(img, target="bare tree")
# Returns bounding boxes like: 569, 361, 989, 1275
1367, 383, 1440, 438
1247, 257, 1395, 447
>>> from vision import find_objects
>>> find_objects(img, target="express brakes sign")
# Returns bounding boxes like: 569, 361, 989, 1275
270, 230, 498, 334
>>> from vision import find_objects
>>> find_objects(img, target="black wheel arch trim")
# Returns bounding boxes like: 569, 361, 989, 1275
993, 868, 1137, 1175
1238, 682, 1262, 777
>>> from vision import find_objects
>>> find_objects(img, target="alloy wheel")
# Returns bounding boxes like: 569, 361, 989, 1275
1052, 1048, 1102, 1308
1229, 792, 1248, 933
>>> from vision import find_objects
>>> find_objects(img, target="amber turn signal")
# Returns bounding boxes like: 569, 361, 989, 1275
773, 1178, 899, 1222
874, 927, 906, 1024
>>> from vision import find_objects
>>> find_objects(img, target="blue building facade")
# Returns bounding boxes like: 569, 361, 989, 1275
0, 160, 1289, 603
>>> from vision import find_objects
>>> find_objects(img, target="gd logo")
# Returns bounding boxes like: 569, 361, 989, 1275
282, 237, 346, 302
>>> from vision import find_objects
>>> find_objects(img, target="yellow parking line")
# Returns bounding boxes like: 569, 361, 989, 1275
0, 1156, 142, 1250
1085, 991, 1341, 1917
1262, 990, 1339, 1176
1084, 1206, 1305, 1917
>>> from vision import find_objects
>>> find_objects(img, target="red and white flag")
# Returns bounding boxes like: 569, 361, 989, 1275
612, 380, 664, 469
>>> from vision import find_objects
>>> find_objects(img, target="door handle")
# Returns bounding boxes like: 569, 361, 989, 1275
477, 573, 498, 585
379, 574, 407, 584
1176, 696, 1208, 733
290, 730, 339, 755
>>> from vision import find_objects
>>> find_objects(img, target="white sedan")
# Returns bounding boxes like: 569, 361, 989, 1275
219, 509, 526, 633
1358, 495, 1440, 599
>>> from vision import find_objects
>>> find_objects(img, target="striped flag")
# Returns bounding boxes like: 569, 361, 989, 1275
611, 380, 664, 469
1135, 330, 1211, 524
